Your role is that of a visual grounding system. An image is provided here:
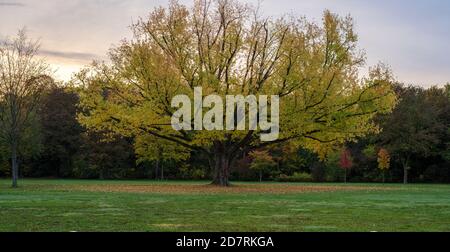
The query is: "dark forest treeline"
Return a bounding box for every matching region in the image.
[0,83,448,183]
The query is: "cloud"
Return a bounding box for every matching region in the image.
[39,49,102,62]
[0,2,25,7]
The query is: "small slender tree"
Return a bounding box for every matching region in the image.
[0,29,51,187]
[377,148,390,183]
[249,150,276,182]
[339,148,353,183]
[134,134,189,180]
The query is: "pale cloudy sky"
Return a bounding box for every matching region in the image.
[1,0,449,87]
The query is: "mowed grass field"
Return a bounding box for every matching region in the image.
[0,179,449,232]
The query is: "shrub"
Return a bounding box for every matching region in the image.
[276,172,313,182]
[310,162,326,182]
[423,164,450,183]
[191,169,207,180]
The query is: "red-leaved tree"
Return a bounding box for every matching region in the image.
[339,149,353,183]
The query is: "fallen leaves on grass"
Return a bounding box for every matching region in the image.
[59,183,396,195]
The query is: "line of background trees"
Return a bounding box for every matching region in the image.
[1,0,449,185]
[0,81,448,183]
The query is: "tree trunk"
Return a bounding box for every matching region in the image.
[56,159,61,178]
[382,172,385,183]
[155,159,159,180]
[211,144,232,187]
[11,140,18,188]
[161,163,164,180]
[403,156,410,184]
[403,166,408,184]
[259,170,263,182]
[344,168,347,184]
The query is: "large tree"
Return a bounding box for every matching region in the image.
[36,85,83,177]
[377,85,447,184]
[0,30,51,187]
[76,0,396,186]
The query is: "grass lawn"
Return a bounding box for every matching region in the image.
[0,179,449,232]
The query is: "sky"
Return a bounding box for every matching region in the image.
[1,0,449,87]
